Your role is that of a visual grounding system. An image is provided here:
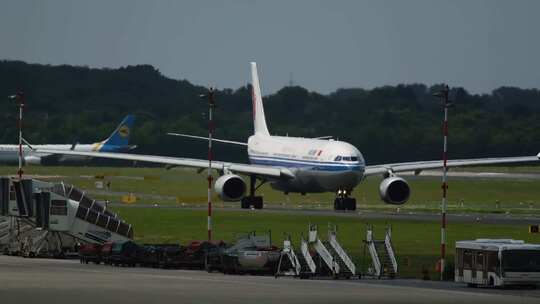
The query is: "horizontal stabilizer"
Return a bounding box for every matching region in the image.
[167,133,247,146]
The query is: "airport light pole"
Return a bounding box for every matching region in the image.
[9,92,25,180]
[433,85,452,280]
[202,87,216,241]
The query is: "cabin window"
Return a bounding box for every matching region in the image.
[351,157,358,161]
[334,156,342,161]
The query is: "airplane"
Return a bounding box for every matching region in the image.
[34,63,540,210]
[1,115,136,165]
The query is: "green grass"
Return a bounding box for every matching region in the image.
[113,207,539,279]
[2,164,540,278]
[3,165,540,214]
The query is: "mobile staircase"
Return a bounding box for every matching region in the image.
[275,234,302,277]
[323,224,358,279]
[0,177,133,257]
[364,225,398,279]
[297,234,317,278]
[0,216,13,252]
[308,224,341,277]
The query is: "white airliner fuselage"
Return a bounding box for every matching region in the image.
[247,134,365,193]
[0,115,135,165]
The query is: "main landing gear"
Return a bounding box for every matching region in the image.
[334,189,356,211]
[241,175,264,209]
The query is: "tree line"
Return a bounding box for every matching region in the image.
[0,60,539,165]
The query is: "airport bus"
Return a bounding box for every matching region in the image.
[455,239,540,287]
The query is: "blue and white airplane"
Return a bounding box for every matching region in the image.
[1,115,136,165]
[35,63,540,209]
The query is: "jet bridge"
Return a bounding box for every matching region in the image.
[0,177,133,257]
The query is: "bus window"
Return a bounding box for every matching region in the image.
[476,252,485,270]
[487,251,498,272]
[502,250,540,272]
[463,250,473,269]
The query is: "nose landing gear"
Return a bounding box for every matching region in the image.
[334,189,356,211]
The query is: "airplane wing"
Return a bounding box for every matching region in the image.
[33,149,295,179]
[364,153,540,176]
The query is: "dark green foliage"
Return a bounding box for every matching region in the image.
[0,60,539,164]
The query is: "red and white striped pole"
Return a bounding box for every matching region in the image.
[434,85,451,280]
[11,92,25,180]
[204,88,216,241]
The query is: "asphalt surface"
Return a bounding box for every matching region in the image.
[0,255,539,304]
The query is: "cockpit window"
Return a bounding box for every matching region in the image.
[335,156,359,162]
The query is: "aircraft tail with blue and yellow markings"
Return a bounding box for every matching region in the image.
[94,115,136,152]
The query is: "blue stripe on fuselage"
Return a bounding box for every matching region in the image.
[249,155,363,172]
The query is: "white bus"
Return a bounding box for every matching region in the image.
[455,239,540,287]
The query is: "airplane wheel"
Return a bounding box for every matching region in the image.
[334,198,344,211]
[241,197,250,209]
[345,198,357,211]
[241,196,263,209]
[253,196,263,209]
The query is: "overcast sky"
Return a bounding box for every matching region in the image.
[1,0,539,94]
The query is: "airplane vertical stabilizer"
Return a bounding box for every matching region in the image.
[251,62,270,136]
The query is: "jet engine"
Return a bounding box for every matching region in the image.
[24,156,42,165]
[379,176,410,205]
[214,174,246,202]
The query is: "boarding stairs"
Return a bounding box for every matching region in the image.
[275,235,302,277]
[297,235,317,277]
[323,224,357,278]
[308,225,340,277]
[365,225,398,279]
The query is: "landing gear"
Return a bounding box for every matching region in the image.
[241,196,263,209]
[334,189,356,211]
[241,175,264,209]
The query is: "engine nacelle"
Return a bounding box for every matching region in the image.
[214,174,246,202]
[379,176,410,205]
[24,156,42,165]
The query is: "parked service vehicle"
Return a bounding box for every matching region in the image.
[218,232,280,275]
[455,239,540,287]
[100,241,114,265]
[138,244,177,268]
[79,243,103,264]
[159,244,184,269]
[109,240,140,267]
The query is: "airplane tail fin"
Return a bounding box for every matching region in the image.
[101,115,135,147]
[251,62,270,136]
